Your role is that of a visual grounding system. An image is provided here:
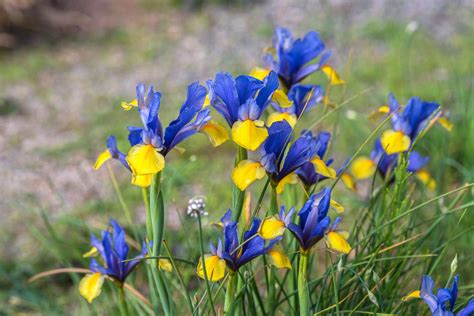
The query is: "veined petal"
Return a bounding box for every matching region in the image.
[321,65,345,85]
[267,112,298,128]
[231,160,266,191]
[79,273,105,304]
[268,244,292,269]
[158,259,173,272]
[200,120,229,147]
[381,130,411,154]
[249,67,271,81]
[326,231,351,254]
[83,247,98,258]
[272,89,293,108]
[196,255,226,282]
[416,169,436,191]
[121,99,138,111]
[341,173,356,191]
[94,150,112,170]
[402,290,421,301]
[231,120,269,151]
[258,216,286,240]
[311,157,337,179]
[276,172,299,194]
[437,117,453,131]
[126,144,165,175]
[350,157,376,180]
[330,199,345,213]
[131,174,153,188]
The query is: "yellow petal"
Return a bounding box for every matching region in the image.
[437,117,453,132]
[267,112,298,128]
[231,160,266,191]
[330,199,345,213]
[196,255,226,282]
[272,89,293,108]
[351,157,376,180]
[268,244,292,269]
[121,99,138,111]
[79,273,105,304]
[126,144,165,175]
[337,231,350,240]
[94,150,112,170]
[231,120,269,151]
[416,169,436,191]
[158,259,173,272]
[203,94,211,108]
[258,216,286,240]
[402,290,421,302]
[341,173,356,191]
[326,231,351,254]
[311,157,337,179]
[368,105,390,122]
[83,247,98,258]
[381,130,411,154]
[249,67,271,81]
[131,173,153,188]
[276,172,299,194]
[201,120,229,147]
[321,65,345,85]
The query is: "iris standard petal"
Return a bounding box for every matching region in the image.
[381,130,411,154]
[231,160,266,191]
[196,255,226,282]
[126,144,165,175]
[79,273,105,304]
[231,119,269,151]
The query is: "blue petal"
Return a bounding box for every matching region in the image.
[127,126,144,147]
[106,135,131,172]
[255,71,279,110]
[209,72,240,125]
[457,298,474,316]
[288,84,323,117]
[235,75,263,105]
[420,274,439,313]
[224,222,239,261]
[278,132,316,180]
[262,120,293,165]
[407,151,430,173]
[145,90,163,136]
[238,99,262,121]
[449,275,458,311]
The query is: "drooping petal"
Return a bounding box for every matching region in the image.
[231,120,268,151]
[196,255,226,282]
[126,144,165,175]
[351,157,377,180]
[276,172,299,194]
[200,120,229,147]
[437,117,453,131]
[268,244,292,269]
[249,67,271,81]
[311,157,337,179]
[79,273,105,304]
[231,160,266,191]
[272,89,293,108]
[83,247,99,258]
[341,173,356,191]
[131,173,153,188]
[381,130,411,154]
[326,231,351,254]
[94,150,112,170]
[330,199,345,213]
[402,290,421,301]
[267,112,298,128]
[258,216,286,240]
[158,259,173,272]
[321,65,345,85]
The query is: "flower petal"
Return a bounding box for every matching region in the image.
[272,89,293,108]
[326,231,351,254]
[196,255,226,282]
[350,157,376,180]
[381,130,411,154]
[330,199,344,213]
[321,65,345,85]
[126,144,165,175]
[267,112,297,128]
[249,67,271,81]
[402,290,421,301]
[341,173,356,191]
[200,120,229,147]
[158,259,173,272]
[94,150,112,170]
[276,172,299,194]
[437,117,453,131]
[231,160,266,191]
[416,169,436,191]
[268,244,292,269]
[258,216,286,240]
[79,273,105,304]
[231,120,269,151]
[311,157,337,179]
[83,247,99,258]
[131,174,153,188]
[121,99,138,111]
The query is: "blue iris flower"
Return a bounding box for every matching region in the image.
[88,220,147,283]
[458,298,474,316]
[264,27,331,89]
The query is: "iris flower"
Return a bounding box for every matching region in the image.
[347,138,436,190]
[267,84,324,128]
[231,120,317,194]
[403,274,473,315]
[196,210,290,282]
[258,188,351,254]
[262,27,344,90]
[379,93,441,154]
[79,220,147,303]
[95,82,228,187]
[207,71,279,150]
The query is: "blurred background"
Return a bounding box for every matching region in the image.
[0,0,472,314]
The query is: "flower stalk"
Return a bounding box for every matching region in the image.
[298,250,310,316]
[224,272,237,314]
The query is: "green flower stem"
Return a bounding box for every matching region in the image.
[232,146,248,222]
[197,213,217,316]
[268,186,278,315]
[224,272,237,315]
[298,250,310,316]
[118,284,130,316]
[141,188,152,242]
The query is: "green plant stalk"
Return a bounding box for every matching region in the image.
[268,186,278,315]
[224,272,237,314]
[298,250,310,316]
[233,146,248,222]
[118,284,130,316]
[197,213,217,316]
